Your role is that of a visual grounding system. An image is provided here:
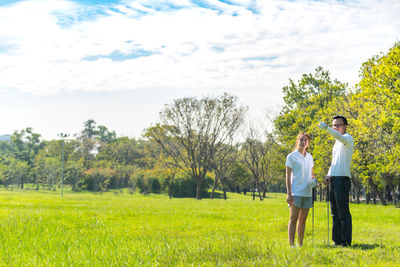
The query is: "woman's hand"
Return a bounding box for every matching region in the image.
[286,194,294,206]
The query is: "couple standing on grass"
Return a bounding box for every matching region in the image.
[285,115,354,248]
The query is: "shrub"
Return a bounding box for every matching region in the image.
[82,168,115,191]
[171,175,212,198]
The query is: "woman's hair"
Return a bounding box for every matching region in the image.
[293,132,310,152]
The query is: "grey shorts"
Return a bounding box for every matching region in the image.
[293,196,313,209]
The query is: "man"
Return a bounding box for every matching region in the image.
[319,115,354,247]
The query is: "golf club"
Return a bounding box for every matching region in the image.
[312,186,315,246]
[327,183,330,247]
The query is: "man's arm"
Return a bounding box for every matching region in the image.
[318,121,349,145]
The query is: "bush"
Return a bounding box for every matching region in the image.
[82,168,115,191]
[134,172,161,194]
[171,176,212,198]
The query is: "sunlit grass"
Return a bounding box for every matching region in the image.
[0,189,399,266]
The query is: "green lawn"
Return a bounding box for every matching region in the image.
[0,189,399,266]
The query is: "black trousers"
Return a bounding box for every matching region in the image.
[330,176,352,246]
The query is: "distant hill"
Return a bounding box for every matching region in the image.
[0,134,11,142]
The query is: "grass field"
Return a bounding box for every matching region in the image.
[0,189,399,266]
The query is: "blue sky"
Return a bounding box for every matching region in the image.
[0,0,400,140]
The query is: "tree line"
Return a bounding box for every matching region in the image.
[1,42,399,204]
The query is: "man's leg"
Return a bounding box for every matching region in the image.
[330,180,342,245]
[335,178,352,246]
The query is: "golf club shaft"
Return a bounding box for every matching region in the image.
[327,183,330,246]
[312,187,315,246]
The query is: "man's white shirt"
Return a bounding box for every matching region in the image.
[327,132,354,177]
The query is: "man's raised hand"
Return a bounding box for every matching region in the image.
[318,120,327,129]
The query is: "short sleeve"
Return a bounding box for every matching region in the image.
[285,154,293,168]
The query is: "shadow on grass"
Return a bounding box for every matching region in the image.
[350,243,381,250]
[206,191,227,199]
[316,243,381,250]
[241,193,273,200]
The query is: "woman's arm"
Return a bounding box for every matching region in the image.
[286,166,294,205]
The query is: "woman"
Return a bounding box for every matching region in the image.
[285,132,316,247]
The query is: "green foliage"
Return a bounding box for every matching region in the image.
[171,175,212,198]
[82,168,115,191]
[274,66,349,180]
[145,93,247,199]
[349,41,400,200]
[2,158,30,187]
[64,161,84,192]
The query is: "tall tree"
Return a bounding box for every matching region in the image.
[350,42,400,204]
[145,93,247,199]
[242,125,275,201]
[81,119,96,139]
[10,128,43,188]
[274,67,349,184]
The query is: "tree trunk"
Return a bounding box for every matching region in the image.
[396,184,400,206]
[256,180,262,200]
[168,183,172,199]
[356,185,360,204]
[251,181,255,200]
[196,177,203,200]
[369,178,386,205]
[262,181,267,199]
[210,177,218,199]
[223,186,227,200]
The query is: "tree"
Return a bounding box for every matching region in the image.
[152,154,182,199]
[9,128,43,188]
[275,66,348,146]
[274,67,349,194]
[81,119,96,139]
[349,42,400,204]
[242,125,276,201]
[145,93,247,199]
[4,158,30,188]
[83,168,114,191]
[211,144,238,200]
[95,125,117,143]
[64,161,84,191]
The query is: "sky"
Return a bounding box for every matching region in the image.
[0,0,399,140]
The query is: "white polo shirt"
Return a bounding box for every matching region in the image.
[285,150,314,197]
[327,132,354,177]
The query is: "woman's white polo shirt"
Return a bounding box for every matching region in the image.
[285,150,314,197]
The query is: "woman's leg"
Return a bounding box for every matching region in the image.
[289,206,300,246]
[297,208,310,246]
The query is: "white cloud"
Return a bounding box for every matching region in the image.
[0,0,400,138]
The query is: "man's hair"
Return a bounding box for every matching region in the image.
[333,115,348,125]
